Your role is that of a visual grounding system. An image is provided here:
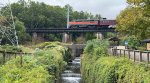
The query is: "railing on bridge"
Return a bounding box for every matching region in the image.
[109,48,150,64]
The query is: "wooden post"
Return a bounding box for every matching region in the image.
[113,49,115,56]
[111,49,112,55]
[115,49,117,56]
[15,54,17,58]
[128,50,130,59]
[124,50,125,57]
[134,51,136,62]
[3,51,6,64]
[112,49,114,56]
[139,51,142,62]
[120,49,121,57]
[113,49,116,56]
[147,52,150,64]
[8,54,11,60]
[20,54,23,67]
[116,49,118,56]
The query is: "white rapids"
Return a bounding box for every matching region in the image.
[61,57,81,83]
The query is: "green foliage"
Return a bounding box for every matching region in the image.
[0,45,22,52]
[84,32,96,41]
[0,45,34,65]
[0,45,34,53]
[84,39,109,57]
[82,39,150,83]
[116,0,150,40]
[35,42,71,63]
[81,56,150,83]
[75,36,86,44]
[35,42,61,49]
[34,48,67,79]
[0,1,102,43]
[0,12,30,44]
[106,32,117,38]
[121,35,140,49]
[0,42,71,83]
[15,20,31,44]
[0,56,51,83]
[1,1,102,42]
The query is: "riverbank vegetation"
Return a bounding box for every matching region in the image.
[0,42,71,83]
[81,39,150,83]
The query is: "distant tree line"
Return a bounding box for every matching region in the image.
[0,0,101,44]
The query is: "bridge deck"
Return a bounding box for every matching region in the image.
[26,28,115,33]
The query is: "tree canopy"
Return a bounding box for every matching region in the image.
[116,0,150,39]
[2,1,101,29]
[0,1,101,44]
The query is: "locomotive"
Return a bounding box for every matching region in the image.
[69,19,116,28]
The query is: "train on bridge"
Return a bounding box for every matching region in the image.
[69,19,116,28]
[26,19,116,33]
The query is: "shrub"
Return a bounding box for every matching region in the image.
[0,56,51,83]
[0,42,71,83]
[84,39,109,57]
[0,45,22,52]
[81,39,150,83]
[81,56,149,83]
[0,45,34,53]
[120,36,140,49]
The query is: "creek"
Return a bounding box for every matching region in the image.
[60,57,81,83]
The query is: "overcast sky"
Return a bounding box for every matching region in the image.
[0,0,128,19]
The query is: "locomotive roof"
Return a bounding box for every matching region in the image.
[72,19,115,22]
[74,19,98,21]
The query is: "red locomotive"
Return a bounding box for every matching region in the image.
[69,19,116,28]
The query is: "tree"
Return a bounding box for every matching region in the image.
[116,0,150,40]
[1,1,101,42]
[0,5,30,44]
[15,20,31,44]
[94,14,101,20]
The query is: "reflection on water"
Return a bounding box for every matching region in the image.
[60,57,81,83]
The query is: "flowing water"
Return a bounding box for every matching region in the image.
[60,57,81,83]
